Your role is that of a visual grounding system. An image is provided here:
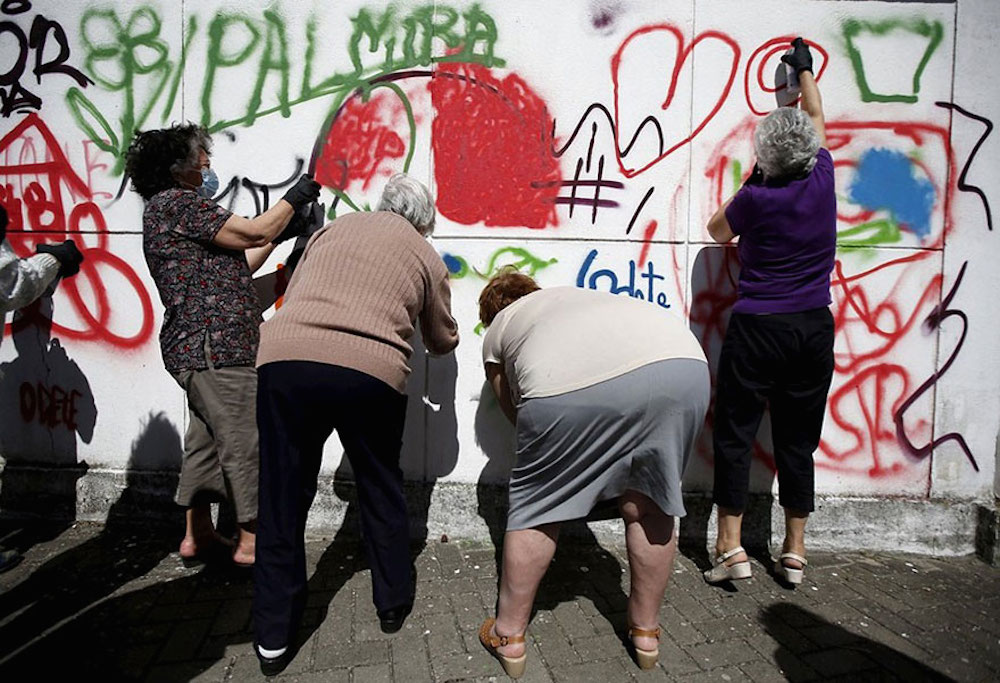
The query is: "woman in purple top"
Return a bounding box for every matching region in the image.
[703,38,834,587]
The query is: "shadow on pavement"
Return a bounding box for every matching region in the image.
[760,602,955,682]
[0,411,186,678]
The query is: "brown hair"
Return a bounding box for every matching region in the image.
[478,268,541,326]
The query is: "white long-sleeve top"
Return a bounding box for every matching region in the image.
[0,240,60,314]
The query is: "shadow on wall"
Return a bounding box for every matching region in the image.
[402,332,459,545]
[0,299,95,519]
[105,410,184,523]
[332,332,460,549]
[0,411,184,670]
[474,380,516,567]
[760,603,953,681]
[684,245,777,556]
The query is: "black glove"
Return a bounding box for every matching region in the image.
[780,37,813,75]
[36,239,84,278]
[273,201,325,245]
[281,174,321,211]
[0,203,7,243]
[743,163,765,187]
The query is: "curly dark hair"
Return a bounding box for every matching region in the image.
[478,268,542,327]
[124,123,212,200]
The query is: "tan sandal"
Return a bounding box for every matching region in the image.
[627,624,660,670]
[479,617,527,678]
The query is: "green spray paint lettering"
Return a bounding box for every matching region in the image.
[70,3,507,167]
[246,10,291,125]
[403,6,462,65]
[201,13,261,127]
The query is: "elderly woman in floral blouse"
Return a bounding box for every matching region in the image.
[125,123,319,567]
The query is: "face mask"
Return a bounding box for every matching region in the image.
[198,168,220,199]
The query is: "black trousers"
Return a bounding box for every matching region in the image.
[253,361,410,650]
[712,308,834,513]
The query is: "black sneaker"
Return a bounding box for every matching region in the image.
[378,603,412,634]
[254,642,291,676]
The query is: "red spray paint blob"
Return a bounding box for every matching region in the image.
[314,91,407,191]
[429,61,561,229]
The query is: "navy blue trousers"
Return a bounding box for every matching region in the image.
[253,361,410,650]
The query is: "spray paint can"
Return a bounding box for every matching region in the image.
[782,47,800,100]
[774,47,800,107]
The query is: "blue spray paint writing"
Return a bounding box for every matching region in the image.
[576,249,671,309]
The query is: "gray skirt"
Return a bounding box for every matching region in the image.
[507,358,710,530]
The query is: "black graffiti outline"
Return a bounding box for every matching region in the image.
[626,186,654,235]
[1,1,31,16]
[935,101,993,232]
[550,102,664,161]
[893,260,978,472]
[215,157,305,215]
[0,14,92,117]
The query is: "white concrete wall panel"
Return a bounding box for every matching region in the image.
[0,1,997,518]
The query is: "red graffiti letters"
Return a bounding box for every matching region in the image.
[19,380,81,430]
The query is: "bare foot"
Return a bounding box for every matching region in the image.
[233,529,255,566]
[233,545,255,566]
[179,532,233,560]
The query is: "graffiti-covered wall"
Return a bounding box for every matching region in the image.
[1,0,998,548]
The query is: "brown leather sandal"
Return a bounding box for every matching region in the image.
[627,624,660,670]
[479,617,527,678]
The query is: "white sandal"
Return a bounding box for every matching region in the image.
[703,546,752,583]
[774,552,807,585]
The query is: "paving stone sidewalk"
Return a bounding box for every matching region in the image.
[0,521,998,682]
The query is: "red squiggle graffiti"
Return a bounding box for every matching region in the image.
[697,114,958,480]
[314,91,407,192]
[743,37,829,116]
[430,61,562,229]
[612,24,740,177]
[1,114,154,349]
[637,220,657,267]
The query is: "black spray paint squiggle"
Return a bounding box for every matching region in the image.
[893,261,978,472]
[935,101,993,231]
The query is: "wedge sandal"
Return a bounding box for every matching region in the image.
[479,617,527,678]
[627,624,660,670]
[703,546,752,583]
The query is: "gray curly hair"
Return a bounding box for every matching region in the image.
[377,173,436,236]
[753,108,820,180]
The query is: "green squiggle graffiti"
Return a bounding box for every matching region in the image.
[843,17,943,104]
[837,218,902,248]
[67,5,177,173]
[443,247,558,281]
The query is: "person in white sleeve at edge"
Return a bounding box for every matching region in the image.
[0,203,85,573]
[475,270,709,677]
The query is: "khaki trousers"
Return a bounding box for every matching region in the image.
[171,340,259,522]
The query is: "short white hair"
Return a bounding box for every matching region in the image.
[753,108,820,180]
[377,173,436,236]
